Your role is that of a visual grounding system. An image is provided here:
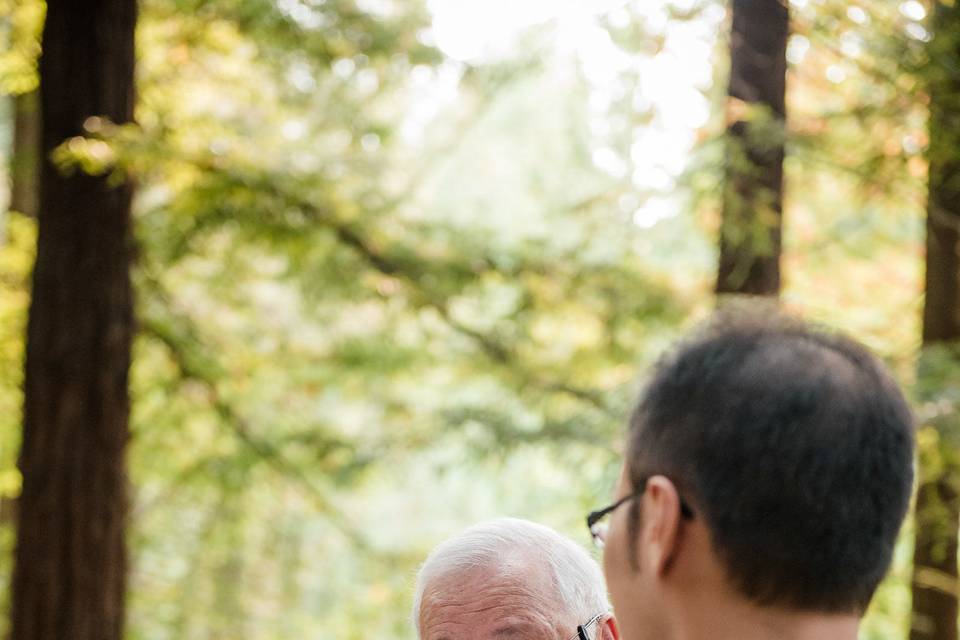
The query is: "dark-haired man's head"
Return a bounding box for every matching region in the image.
[599,312,915,640]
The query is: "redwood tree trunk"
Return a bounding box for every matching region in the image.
[911,3,960,639]
[716,0,789,297]
[10,1,137,639]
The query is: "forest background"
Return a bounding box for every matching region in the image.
[0,0,957,638]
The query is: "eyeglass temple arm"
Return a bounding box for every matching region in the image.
[577,614,605,640]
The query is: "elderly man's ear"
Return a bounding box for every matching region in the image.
[600,615,620,640]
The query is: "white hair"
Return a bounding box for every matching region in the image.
[412,517,610,635]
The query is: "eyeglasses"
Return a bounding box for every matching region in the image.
[568,613,604,640]
[586,477,694,548]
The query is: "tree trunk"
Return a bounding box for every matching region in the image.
[913,458,960,640]
[10,0,137,639]
[10,90,41,219]
[911,3,960,640]
[716,0,789,297]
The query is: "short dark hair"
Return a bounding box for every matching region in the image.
[626,310,915,613]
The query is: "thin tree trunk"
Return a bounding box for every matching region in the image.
[10,0,137,638]
[716,0,789,297]
[913,460,960,640]
[10,90,41,219]
[911,3,960,639]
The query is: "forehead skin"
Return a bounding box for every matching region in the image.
[419,558,571,640]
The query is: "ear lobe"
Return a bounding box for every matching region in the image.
[643,475,683,577]
[601,614,620,640]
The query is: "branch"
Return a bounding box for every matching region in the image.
[203,167,615,415]
[137,282,373,551]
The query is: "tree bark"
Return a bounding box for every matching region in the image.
[10,90,41,219]
[911,4,960,640]
[716,0,789,297]
[10,1,137,639]
[913,461,960,640]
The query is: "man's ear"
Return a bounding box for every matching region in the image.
[600,614,620,640]
[641,475,683,576]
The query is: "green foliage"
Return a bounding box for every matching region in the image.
[98,0,689,635]
[0,212,34,639]
[0,0,43,95]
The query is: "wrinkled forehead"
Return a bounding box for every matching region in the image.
[423,557,559,609]
[419,559,568,640]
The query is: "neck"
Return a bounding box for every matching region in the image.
[662,523,860,640]
[669,593,859,640]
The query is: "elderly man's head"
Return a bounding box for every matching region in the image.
[414,518,617,640]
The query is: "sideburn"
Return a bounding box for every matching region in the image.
[627,497,643,572]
